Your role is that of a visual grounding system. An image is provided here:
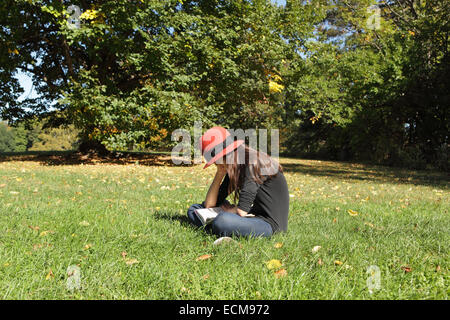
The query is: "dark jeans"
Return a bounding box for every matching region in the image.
[187,203,273,238]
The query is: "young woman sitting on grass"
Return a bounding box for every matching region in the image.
[187,126,290,238]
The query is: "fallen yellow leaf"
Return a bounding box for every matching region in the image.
[274,268,287,278]
[196,254,212,261]
[334,260,344,266]
[401,266,412,272]
[265,259,282,270]
[45,269,54,280]
[364,222,375,228]
[202,274,210,280]
[125,258,139,265]
[274,242,283,249]
[348,209,359,216]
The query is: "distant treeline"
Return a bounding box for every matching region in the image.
[0,120,79,152]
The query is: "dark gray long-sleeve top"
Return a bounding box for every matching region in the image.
[215,168,290,233]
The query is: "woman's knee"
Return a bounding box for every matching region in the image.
[211,212,236,235]
[212,213,273,238]
[186,203,206,227]
[187,203,203,215]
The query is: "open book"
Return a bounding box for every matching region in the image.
[194,207,256,226]
[194,207,222,225]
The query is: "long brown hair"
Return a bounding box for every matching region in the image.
[223,144,282,204]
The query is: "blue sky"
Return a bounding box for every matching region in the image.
[16,73,37,101]
[15,0,287,102]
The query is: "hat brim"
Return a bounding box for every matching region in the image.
[203,140,245,169]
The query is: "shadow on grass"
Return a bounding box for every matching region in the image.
[0,150,193,167]
[153,211,214,236]
[153,212,276,242]
[153,211,194,228]
[281,160,449,188]
[1,151,447,189]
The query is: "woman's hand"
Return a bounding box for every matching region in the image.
[215,163,227,175]
[220,203,253,217]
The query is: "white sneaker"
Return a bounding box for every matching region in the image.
[213,236,234,246]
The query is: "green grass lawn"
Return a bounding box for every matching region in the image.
[0,155,448,299]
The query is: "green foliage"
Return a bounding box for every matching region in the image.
[0,0,448,169]
[0,121,16,152]
[0,0,324,151]
[0,120,79,152]
[29,125,79,151]
[13,124,29,152]
[285,0,449,169]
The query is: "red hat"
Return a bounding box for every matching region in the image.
[199,126,244,169]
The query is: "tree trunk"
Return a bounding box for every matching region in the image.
[78,139,110,156]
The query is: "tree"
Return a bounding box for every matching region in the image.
[285,0,449,168]
[13,123,29,151]
[1,0,325,151]
[0,122,16,152]
[2,0,447,169]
